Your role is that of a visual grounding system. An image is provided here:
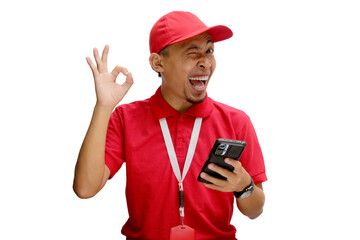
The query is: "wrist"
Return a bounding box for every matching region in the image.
[94,103,115,114]
[235,172,252,192]
[234,177,254,199]
[92,104,114,122]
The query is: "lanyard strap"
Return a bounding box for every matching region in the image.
[159,117,202,224]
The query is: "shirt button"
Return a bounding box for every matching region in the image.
[178,138,184,143]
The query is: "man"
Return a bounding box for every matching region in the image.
[73,11,267,239]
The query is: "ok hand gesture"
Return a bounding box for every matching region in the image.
[86,45,134,109]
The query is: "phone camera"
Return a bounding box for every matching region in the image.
[215,143,229,156]
[218,144,227,150]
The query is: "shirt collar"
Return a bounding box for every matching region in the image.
[150,87,214,120]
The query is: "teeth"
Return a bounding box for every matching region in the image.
[189,76,209,81]
[193,84,205,89]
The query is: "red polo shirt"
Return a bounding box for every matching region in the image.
[105,87,267,240]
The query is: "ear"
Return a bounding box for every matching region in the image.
[149,53,164,74]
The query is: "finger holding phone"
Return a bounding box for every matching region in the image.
[200,158,252,193]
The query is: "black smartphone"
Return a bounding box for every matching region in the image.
[198,138,246,183]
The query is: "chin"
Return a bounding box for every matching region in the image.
[186,94,206,104]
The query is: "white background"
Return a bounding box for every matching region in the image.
[1,0,359,239]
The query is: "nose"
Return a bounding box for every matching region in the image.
[198,56,211,69]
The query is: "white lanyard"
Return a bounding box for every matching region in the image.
[159,117,202,225]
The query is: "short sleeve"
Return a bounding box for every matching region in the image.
[105,107,125,179]
[238,118,267,184]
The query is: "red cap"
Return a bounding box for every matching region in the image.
[149,11,233,53]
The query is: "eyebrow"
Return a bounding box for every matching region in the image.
[184,39,214,52]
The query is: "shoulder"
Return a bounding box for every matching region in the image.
[109,98,153,125]
[114,98,151,115]
[206,98,252,134]
[211,98,250,122]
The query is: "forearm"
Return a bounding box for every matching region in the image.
[236,183,265,219]
[73,104,113,198]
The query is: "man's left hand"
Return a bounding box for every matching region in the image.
[200,158,252,193]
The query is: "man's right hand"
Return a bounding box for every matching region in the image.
[86,45,134,109]
[73,45,133,199]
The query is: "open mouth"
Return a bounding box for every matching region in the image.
[189,75,209,90]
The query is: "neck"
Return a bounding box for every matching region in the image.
[160,87,193,114]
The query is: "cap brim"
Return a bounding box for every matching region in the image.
[168,25,233,46]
